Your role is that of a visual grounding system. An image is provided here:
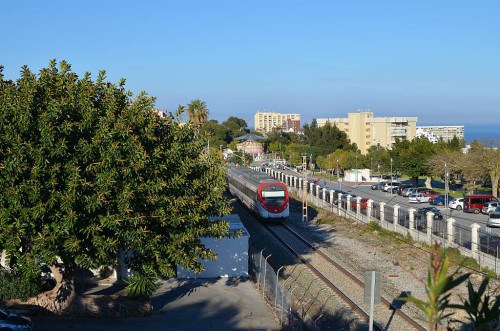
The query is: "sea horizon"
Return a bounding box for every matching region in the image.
[464,123,500,144]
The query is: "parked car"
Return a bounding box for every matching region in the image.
[429,194,452,206]
[397,184,413,196]
[463,195,498,214]
[403,187,425,197]
[0,309,33,331]
[481,201,500,215]
[371,181,387,190]
[449,197,464,210]
[403,207,443,229]
[415,207,443,220]
[409,193,430,204]
[421,189,440,198]
[382,182,400,192]
[487,207,500,228]
[351,197,369,210]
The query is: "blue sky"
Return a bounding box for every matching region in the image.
[1,1,499,129]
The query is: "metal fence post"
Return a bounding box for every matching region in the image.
[281,277,292,325]
[257,249,264,290]
[262,254,272,297]
[275,266,284,311]
[289,286,297,316]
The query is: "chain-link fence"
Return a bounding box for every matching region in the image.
[249,244,301,329]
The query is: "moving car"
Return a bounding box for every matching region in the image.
[449,197,464,210]
[409,193,430,204]
[0,309,33,330]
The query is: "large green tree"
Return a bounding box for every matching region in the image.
[0,61,232,310]
[302,120,357,154]
[392,137,437,187]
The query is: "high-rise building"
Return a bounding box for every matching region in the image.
[316,111,417,154]
[416,126,464,142]
[254,112,301,134]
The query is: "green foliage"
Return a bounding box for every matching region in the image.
[399,243,471,331]
[0,268,40,302]
[449,277,500,331]
[124,272,159,300]
[392,137,437,182]
[0,61,232,301]
[302,120,357,154]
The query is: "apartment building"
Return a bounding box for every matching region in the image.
[254,112,301,134]
[416,126,464,142]
[316,111,417,154]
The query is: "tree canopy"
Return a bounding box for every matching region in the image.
[0,61,232,308]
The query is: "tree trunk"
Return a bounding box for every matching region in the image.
[26,271,76,314]
[425,176,432,189]
[25,261,78,314]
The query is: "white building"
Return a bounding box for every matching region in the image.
[416,126,464,142]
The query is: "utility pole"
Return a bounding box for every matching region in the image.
[445,163,449,210]
[302,154,308,223]
[355,153,358,187]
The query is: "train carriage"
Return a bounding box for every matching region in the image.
[227,166,289,220]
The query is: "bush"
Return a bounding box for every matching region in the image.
[0,268,40,301]
[124,273,158,300]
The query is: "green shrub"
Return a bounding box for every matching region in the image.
[0,268,39,301]
[124,273,158,300]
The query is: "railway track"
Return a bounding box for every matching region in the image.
[265,222,427,331]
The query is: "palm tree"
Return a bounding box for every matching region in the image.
[187,99,208,128]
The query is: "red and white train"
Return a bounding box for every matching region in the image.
[227,166,289,220]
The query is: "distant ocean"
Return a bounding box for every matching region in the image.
[464,123,500,144]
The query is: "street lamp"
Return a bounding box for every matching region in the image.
[337,159,341,190]
[390,158,393,194]
[328,154,332,181]
[445,163,449,210]
[355,154,358,187]
[377,163,381,188]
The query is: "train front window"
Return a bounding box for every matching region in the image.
[261,189,286,208]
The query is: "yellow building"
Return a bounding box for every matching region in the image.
[317,111,417,154]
